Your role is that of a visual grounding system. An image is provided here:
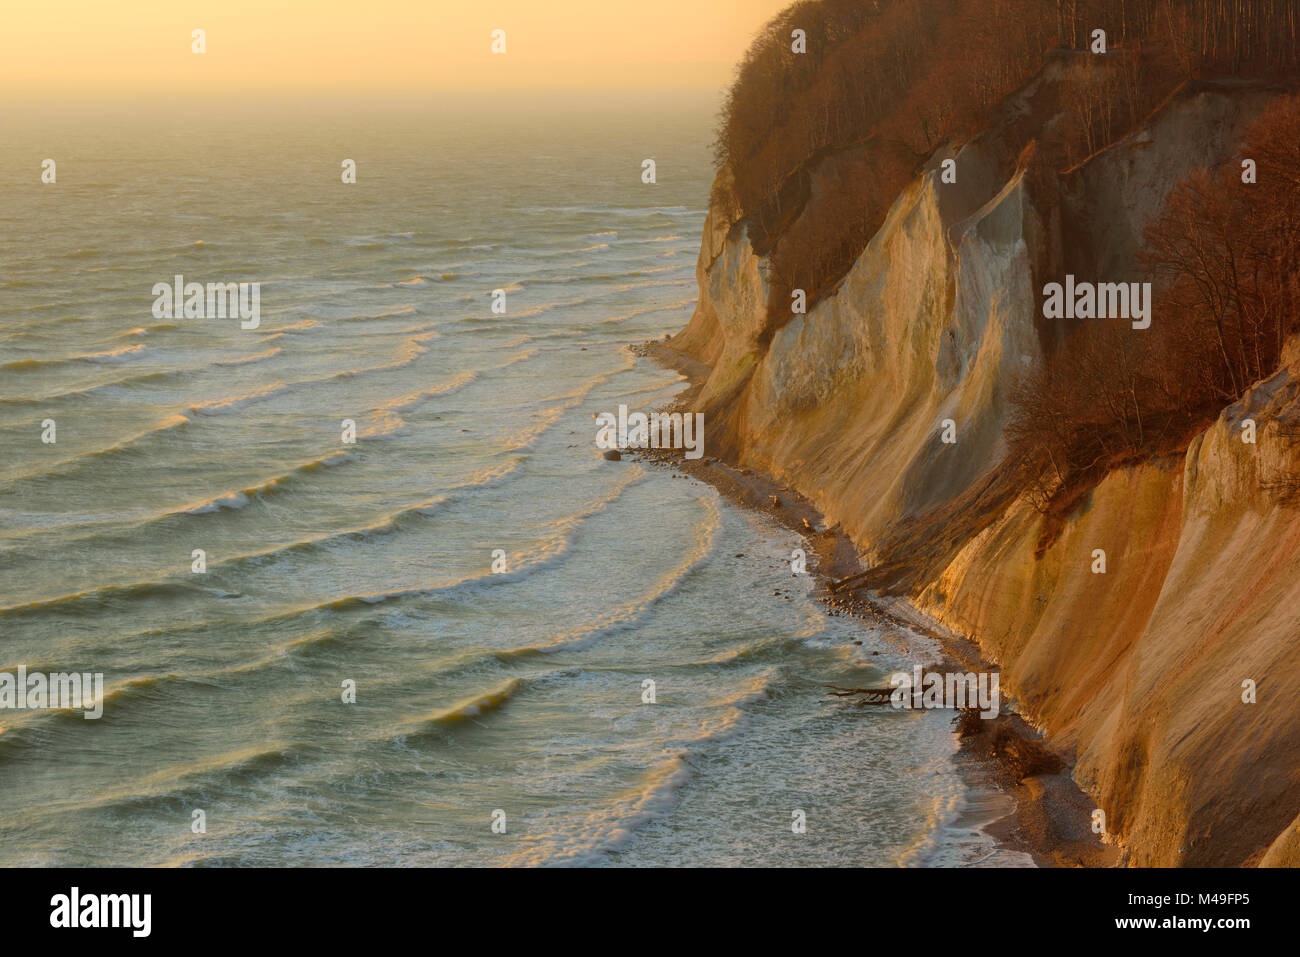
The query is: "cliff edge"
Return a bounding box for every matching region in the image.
[668,60,1300,866]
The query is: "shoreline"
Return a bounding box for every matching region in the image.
[632,338,1118,868]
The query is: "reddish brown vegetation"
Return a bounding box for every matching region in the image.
[1007,94,1300,516]
[716,0,1300,324]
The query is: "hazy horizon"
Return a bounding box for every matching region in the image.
[2,0,791,99]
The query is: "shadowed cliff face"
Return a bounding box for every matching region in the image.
[672,66,1300,865]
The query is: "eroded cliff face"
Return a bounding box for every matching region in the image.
[672,71,1300,865]
[918,371,1300,866]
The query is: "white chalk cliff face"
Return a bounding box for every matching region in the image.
[673,63,1300,866]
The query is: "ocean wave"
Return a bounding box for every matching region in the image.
[500,348,539,368]
[357,411,405,441]
[56,455,528,610]
[0,578,209,620]
[263,319,321,334]
[184,490,253,514]
[1,343,145,371]
[326,329,438,380]
[2,445,504,565]
[438,455,528,499]
[489,353,634,450]
[168,239,214,258]
[510,263,692,287]
[0,667,150,729]
[3,331,524,490]
[462,283,691,323]
[213,346,283,367]
[514,204,691,217]
[0,369,173,407]
[31,329,445,445]
[401,678,523,735]
[187,381,288,415]
[19,741,317,818]
[217,501,423,567]
[288,466,646,616]
[0,413,192,491]
[599,297,697,324]
[499,493,722,658]
[343,305,418,321]
[126,322,180,336]
[539,354,637,406]
[178,451,351,515]
[116,455,527,589]
[371,370,477,415]
[500,671,773,865]
[617,376,689,401]
[497,403,570,451]
[393,666,592,744]
[93,413,192,454]
[613,278,695,294]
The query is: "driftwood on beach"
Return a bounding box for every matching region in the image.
[828,564,908,594]
[827,570,874,594]
[827,684,895,703]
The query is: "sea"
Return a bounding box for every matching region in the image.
[0,94,1030,867]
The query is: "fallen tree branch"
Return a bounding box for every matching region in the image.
[827,684,895,701]
[828,569,875,593]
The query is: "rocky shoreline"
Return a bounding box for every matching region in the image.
[628,339,1115,867]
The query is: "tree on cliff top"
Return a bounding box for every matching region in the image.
[1007,93,1300,525]
[715,0,1300,326]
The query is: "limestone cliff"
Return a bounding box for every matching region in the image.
[671,61,1300,866]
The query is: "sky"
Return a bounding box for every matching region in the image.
[2,0,793,100]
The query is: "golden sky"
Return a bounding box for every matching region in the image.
[3,0,792,98]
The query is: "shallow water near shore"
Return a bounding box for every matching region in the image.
[0,100,1026,867]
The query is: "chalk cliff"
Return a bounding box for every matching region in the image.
[671,59,1300,866]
